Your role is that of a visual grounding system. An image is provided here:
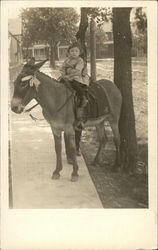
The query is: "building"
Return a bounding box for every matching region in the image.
[22,41,70,61]
[22,43,50,61]
[96,21,114,59]
[8,18,23,83]
[8,18,23,65]
[57,41,70,60]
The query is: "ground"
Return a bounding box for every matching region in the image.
[9,58,148,208]
[80,58,148,208]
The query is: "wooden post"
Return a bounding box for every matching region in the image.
[90,18,96,82]
[32,47,34,57]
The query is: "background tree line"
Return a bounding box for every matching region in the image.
[21,7,147,66]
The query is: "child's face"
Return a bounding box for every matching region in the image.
[69,47,80,58]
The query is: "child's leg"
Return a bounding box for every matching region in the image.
[70,80,85,97]
[70,80,88,129]
[70,80,88,107]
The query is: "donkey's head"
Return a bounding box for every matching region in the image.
[11,59,47,113]
[11,72,37,113]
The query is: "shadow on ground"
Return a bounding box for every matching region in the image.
[81,128,148,208]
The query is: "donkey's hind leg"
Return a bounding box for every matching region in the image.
[66,134,79,182]
[109,120,121,170]
[93,122,108,166]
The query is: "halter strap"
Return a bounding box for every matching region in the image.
[24,103,39,113]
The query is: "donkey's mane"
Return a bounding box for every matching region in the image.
[37,71,63,88]
[38,70,57,81]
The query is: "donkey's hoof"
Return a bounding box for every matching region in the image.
[52,173,60,180]
[71,175,79,182]
[67,158,73,165]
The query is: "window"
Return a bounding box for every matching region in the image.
[40,49,44,55]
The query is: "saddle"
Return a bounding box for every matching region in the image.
[83,82,110,121]
[60,78,110,121]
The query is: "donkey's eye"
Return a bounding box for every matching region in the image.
[21,81,28,88]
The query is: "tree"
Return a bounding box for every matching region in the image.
[131,8,147,55]
[89,18,96,82]
[76,8,111,60]
[21,8,79,67]
[134,7,147,33]
[113,8,137,172]
[76,8,89,62]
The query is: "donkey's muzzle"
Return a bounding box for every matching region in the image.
[11,97,24,114]
[11,105,22,114]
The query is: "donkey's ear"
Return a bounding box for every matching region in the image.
[34,59,49,70]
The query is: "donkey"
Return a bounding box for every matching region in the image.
[11,61,122,182]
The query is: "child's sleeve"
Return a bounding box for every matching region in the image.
[67,58,84,77]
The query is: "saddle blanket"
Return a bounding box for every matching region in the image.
[62,79,110,120]
[84,82,109,120]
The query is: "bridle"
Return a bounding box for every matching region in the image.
[19,74,40,114]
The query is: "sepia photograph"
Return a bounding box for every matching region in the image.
[1,0,157,249]
[8,5,148,209]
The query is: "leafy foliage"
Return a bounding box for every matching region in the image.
[131,8,147,54]
[86,7,112,26]
[20,8,79,47]
[85,25,107,48]
[134,8,147,33]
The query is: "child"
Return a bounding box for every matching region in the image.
[60,42,89,109]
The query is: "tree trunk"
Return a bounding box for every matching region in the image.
[90,18,96,82]
[54,42,59,61]
[113,8,137,172]
[76,7,88,61]
[49,40,56,68]
[74,8,89,152]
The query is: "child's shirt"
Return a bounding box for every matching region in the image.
[60,56,89,85]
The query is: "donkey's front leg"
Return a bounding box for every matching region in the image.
[67,134,79,182]
[52,132,63,180]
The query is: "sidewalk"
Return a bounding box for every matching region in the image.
[10,107,103,208]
